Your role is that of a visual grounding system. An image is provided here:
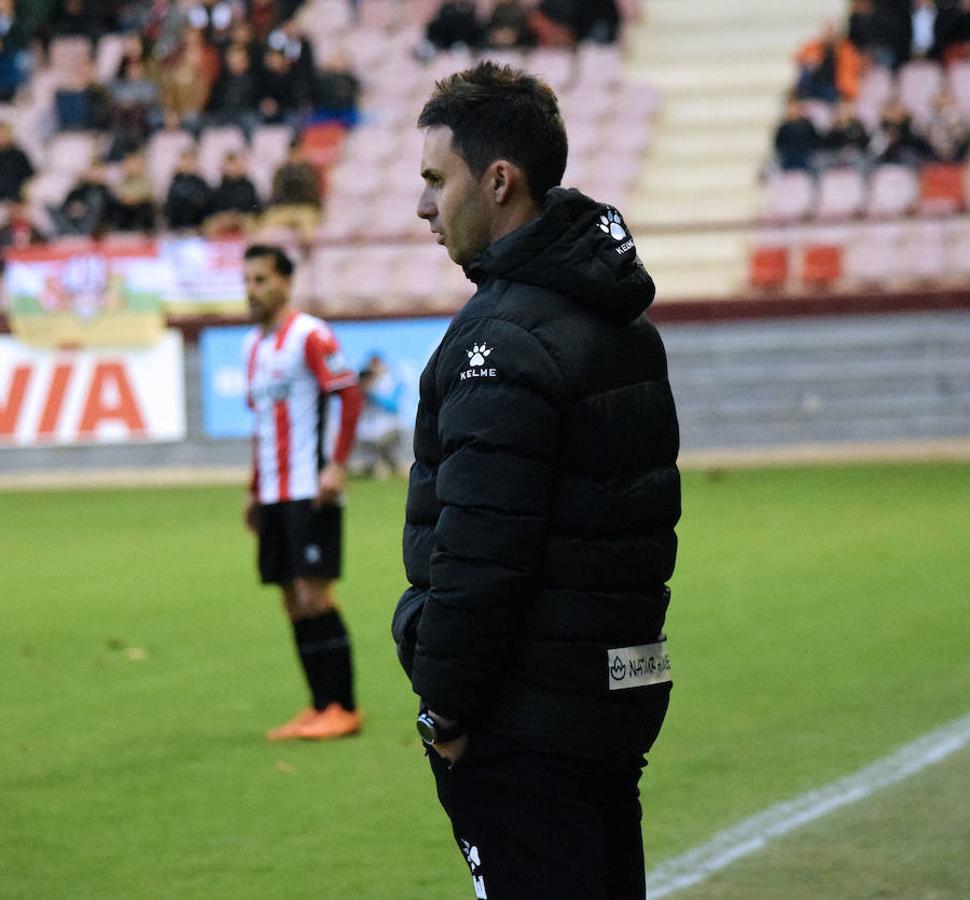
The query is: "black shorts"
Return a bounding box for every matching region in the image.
[257,499,343,585]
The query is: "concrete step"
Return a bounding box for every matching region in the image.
[631,192,763,226]
[638,161,757,195]
[631,27,820,64]
[629,60,792,97]
[647,265,745,299]
[647,129,770,164]
[659,94,781,128]
[643,0,844,29]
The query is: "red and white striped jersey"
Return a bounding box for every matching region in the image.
[244,310,358,504]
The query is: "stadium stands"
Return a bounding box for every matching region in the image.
[0,0,662,316]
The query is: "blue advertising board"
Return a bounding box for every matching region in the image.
[199,317,452,440]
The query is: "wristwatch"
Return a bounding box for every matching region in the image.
[416,710,465,745]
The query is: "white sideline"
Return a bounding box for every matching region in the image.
[646,710,970,898]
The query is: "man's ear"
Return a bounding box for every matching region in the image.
[488,160,520,205]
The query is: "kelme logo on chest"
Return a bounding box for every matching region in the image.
[460,342,497,381]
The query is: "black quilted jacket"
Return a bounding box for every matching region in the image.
[393,188,680,760]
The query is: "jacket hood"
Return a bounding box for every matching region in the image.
[465,187,655,324]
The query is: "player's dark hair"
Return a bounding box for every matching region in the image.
[418,61,568,206]
[244,244,294,277]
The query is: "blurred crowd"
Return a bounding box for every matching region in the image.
[0,0,638,260]
[418,0,630,57]
[772,0,970,174]
[0,0,363,253]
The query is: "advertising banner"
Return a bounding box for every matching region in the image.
[199,317,451,440]
[4,240,166,348]
[157,238,247,315]
[0,331,186,447]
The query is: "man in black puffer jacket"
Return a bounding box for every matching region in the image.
[393,61,680,900]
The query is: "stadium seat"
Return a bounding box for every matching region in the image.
[48,36,93,74]
[95,34,127,85]
[146,129,195,198]
[198,126,247,183]
[855,65,894,132]
[940,218,970,276]
[865,164,919,218]
[801,100,834,133]
[46,132,100,177]
[918,163,966,214]
[762,171,815,223]
[898,60,944,126]
[801,243,843,287]
[815,167,866,220]
[947,61,970,118]
[748,245,790,289]
[251,125,293,168]
[899,221,946,282]
[843,224,904,286]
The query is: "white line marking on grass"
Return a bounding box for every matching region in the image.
[647,711,970,898]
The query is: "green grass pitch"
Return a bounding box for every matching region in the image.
[1,462,968,898]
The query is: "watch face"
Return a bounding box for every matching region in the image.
[416,713,436,744]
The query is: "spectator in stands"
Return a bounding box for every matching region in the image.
[0,122,34,203]
[55,59,111,132]
[47,0,116,43]
[773,96,822,171]
[255,47,306,126]
[51,160,116,237]
[0,0,30,102]
[818,101,873,169]
[204,151,261,235]
[871,97,935,164]
[313,50,361,121]
[0,199,45,263]
[159,30,218,132]
[267,18,316,92]
[246,0,281,42]
[262,141,321,237]
[107,52,162,158]
[485,0,536,48]
[186,0,242,49]
[207,41,260,134]
[936,0,970,65]
[112,149,156,232]
[425,0,484,51]
[920,85,970,162]
[529,0,578,47]
[795,21,865,103]
[909,0,949,60]
[574,0,623,44]
[164,148,212,229]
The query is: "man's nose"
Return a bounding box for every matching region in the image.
[417,190,435,221]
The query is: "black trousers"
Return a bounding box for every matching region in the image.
[428,737,646,899]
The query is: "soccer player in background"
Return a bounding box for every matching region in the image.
[392,63,680,898]
[242,244,364,740]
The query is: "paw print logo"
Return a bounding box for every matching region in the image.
[467,343,492,367]
[597,208,627,241]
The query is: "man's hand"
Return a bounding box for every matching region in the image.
[432,732,469,766]
[316,462,345,507]
[243,497,260,533]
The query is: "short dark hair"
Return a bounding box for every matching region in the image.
[243,244,294,277]
[418,61,568,206]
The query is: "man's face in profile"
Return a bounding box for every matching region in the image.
[417,125,493,268]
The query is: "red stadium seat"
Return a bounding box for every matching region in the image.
[749,246,789,289]
[801,244,843,286]
[918,163,966,214]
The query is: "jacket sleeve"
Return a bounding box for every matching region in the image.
[409,316,566,721]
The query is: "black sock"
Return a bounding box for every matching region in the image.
[292,609,356,712]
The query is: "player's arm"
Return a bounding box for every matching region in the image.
[305,328,363,505]
[411,318,566,730]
